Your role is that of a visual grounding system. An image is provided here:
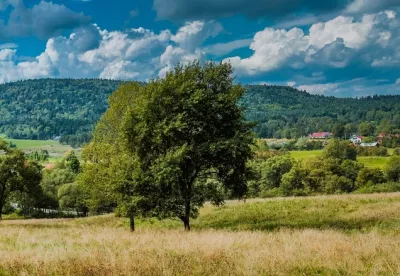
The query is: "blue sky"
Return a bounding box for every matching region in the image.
[0,0,400,97]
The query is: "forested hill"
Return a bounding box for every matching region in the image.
[0,79,399,144]
[0,79,123,144]
[242,85,400,138]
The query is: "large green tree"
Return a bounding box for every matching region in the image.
[121,62,254,230]
[0,139,42,220]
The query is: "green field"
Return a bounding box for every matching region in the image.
[4,138,81,162]
[1,193,400,275]
[290,150,391,168]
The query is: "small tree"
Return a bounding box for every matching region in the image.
[123,62,254,230]
[356,167,386,188]
[324,139,357,162]
[0,139,42,220]
[332,123,345,138]
[385,155,400,182]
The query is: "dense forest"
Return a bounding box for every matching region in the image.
[0,79,123,145]
[242,85,400,138]
[1,80,400,146]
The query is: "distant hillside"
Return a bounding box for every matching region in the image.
[0,79,123,145]
[0,79,399,145]
[242,85,400,138]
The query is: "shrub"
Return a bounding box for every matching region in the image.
[393,148,400,156]
[354,182,400,194]
[324,139,357,161]
[281,164,310,196]
[385,155,400,182]
[356,147,388,157]
[324,175,354,194]
[355,167,386,188]
[260,154,295,189]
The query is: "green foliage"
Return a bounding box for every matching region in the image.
[2,79,400,145]
[243,85,400,139]
[260,154,295,189]
[58,182,88,215]
[356,147,388,157]
[385,155,400,182]
[122,61,254,230]
[81,62,254,230]
[39,151,81,210]
[331,123,345,138]
[281,164,309,196]
[0,138,42,219]
[324,175,354,194]
[358,122,376,136]
[393,148,400,156]
[323,139,357,161]
[26,149,50,161]
[0,79,123,144]
[355,167,386,188]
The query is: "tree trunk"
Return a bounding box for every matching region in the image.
[180,216,191,231]
[129,213,135,232]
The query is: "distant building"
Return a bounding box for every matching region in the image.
[350,135,364,144]
[360,142,379,147]
[309,132,331,139]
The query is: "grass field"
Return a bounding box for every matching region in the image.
[290,150,391,168]
[1,193,400,275]
[5,138,81,161]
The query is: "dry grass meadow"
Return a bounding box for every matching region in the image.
[1,193,400,275]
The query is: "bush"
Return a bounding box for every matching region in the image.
[356,147,388,157]
[355,167,386,188]
[385,155,400,182]
[281,164,309,196]
[260,154,295,189]
[324,139,357,161]
[324,175,354,194]
[354,182,400,194]
[393,148,400,156]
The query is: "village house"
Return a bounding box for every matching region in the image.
[350,135,364,144]
[309,132,332,139]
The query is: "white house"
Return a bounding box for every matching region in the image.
[350,135,362,144]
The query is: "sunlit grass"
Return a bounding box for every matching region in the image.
[1,193,400,275]
[290,149,391,168]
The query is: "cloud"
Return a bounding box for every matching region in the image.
[396,78,400,85]
[0,0,91,39]
[224,11,399,75]
[0,43,18,49]
[298,83,339,94]
[203,39,252,56]
[296,78,400,97]
[346,0,400,14]
[0,20,222,82]
[153,0,349,21]
[171,21,223,51]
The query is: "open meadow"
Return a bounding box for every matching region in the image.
[4,138,81,163]
[290,150,393,168]
[1,193,400,275]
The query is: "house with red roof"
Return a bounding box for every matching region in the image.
[309,132,332,139]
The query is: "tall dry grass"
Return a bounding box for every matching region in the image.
[1,193,400,275]
[0,225,399,275]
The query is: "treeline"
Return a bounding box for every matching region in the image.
[1,79,400,147]
[242,85,400,138]
[248,140,400,198]
[2,148,85,219]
